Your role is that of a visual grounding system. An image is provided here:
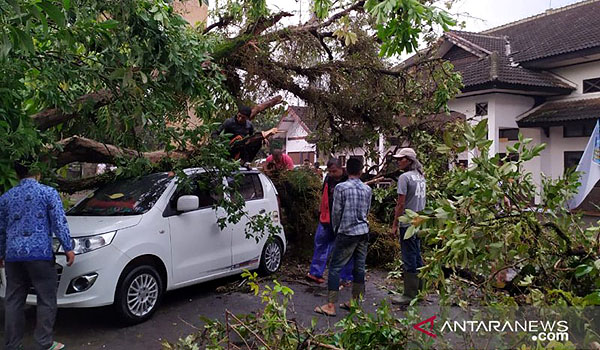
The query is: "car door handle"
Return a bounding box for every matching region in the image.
[259,209,266,214]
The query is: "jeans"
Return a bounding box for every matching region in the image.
[309,223,354,281]
[399,226,423,274]
[328,233,368,292]
[4,260,58,350]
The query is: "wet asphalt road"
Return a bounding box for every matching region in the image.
[0,268,396,350]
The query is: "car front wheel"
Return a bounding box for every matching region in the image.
[114,265,163,325]
[259,238,283,274]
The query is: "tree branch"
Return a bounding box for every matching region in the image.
[250,95,283,119]
[32,90,114,131]
[55,136,187,168]
[262,1,365,41]
[203,15,234,34]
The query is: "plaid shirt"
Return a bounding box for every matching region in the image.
[331,178,372,236]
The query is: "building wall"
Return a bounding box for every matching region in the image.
[546,126,588,178]
[551,61,600,98]
[173,0,208,27]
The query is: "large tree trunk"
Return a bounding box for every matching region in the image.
[55,136,188,168]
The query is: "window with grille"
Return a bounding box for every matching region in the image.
[475,102,488,116]
[564,151,584,172]
[499,128,519,141]
[583,78,600,93]
[563,120,595,138]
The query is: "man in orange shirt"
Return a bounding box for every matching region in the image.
[306,158,353,285]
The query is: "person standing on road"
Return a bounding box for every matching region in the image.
[0,161,75,350]
[314,158,372,317]
[389,148,427,305]
[306,158,354,286]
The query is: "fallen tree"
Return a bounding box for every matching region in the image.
[0,0,460,193]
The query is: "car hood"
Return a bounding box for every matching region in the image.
[66,215,143,237]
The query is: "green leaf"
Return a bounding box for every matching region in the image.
[14,28,34,53]
[99,19,119,29]
[584,291,600,305]
[575,264,593,278]
[39,0,65,27]
[403,225,416,240]
[63,0,70,11]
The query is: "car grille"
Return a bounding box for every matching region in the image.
[27,263,63,296]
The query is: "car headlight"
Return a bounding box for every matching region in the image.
[54,231,117,255]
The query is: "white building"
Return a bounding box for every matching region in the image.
[275,106,389,169]
[277,0,600,209]
[433,0,600,209]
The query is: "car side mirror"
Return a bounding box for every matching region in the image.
[177,195,199,212]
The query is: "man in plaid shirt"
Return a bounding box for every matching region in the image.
[314,157,372,317]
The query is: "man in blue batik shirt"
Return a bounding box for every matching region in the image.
[0,161,75,350]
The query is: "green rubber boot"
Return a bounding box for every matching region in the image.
[391,272,419,305]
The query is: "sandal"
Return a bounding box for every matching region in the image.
[48,342,65,350]
[314,305,336,317]
[339,302,352,311]
[306,273,325,284]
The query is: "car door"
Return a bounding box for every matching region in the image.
[230,172,269,269]
[166,174,232,285]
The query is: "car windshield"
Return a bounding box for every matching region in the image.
[68,173,173,216]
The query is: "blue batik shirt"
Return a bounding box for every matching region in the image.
[0,178,73,262]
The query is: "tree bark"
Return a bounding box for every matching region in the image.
[32,90,114,131]
[56,136,188,168]
[250,95,283,119]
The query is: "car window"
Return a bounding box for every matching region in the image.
[235,173,264,201]
[68,173,172,216]
[170,174,222,210]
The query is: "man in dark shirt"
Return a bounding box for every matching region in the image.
[306,158,354,285]
[213,105,254,139]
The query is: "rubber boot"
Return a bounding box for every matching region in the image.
[391,272,419,305]
[351,282,365,301]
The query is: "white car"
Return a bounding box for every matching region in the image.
[0,168,286,324]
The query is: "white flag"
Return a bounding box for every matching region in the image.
[567,119,600,209]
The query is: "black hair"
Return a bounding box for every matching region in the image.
[304,159,310,162]
[238,105,252,117]
[346,158,362,176]
[326,158,342,168]
[14,160,32,179]
[314,161,321,168]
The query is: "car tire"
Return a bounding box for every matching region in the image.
[114,265,163,325]
[259,238,283,275]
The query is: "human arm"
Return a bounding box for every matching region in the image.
[212,118,231,138]
[391,175,408,236]
[331,186,344,234]
[284,154,294,170]
[390,194,406,237]
[0,199,6,267]
[48,189,75,266]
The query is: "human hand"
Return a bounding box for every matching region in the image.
[66,251,75,267]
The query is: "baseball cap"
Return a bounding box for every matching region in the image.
[392,148,417,159]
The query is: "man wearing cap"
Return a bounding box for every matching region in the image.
[390,148,427,305]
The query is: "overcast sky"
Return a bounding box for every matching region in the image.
[263,0,587,31]
[452,0,586,32]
